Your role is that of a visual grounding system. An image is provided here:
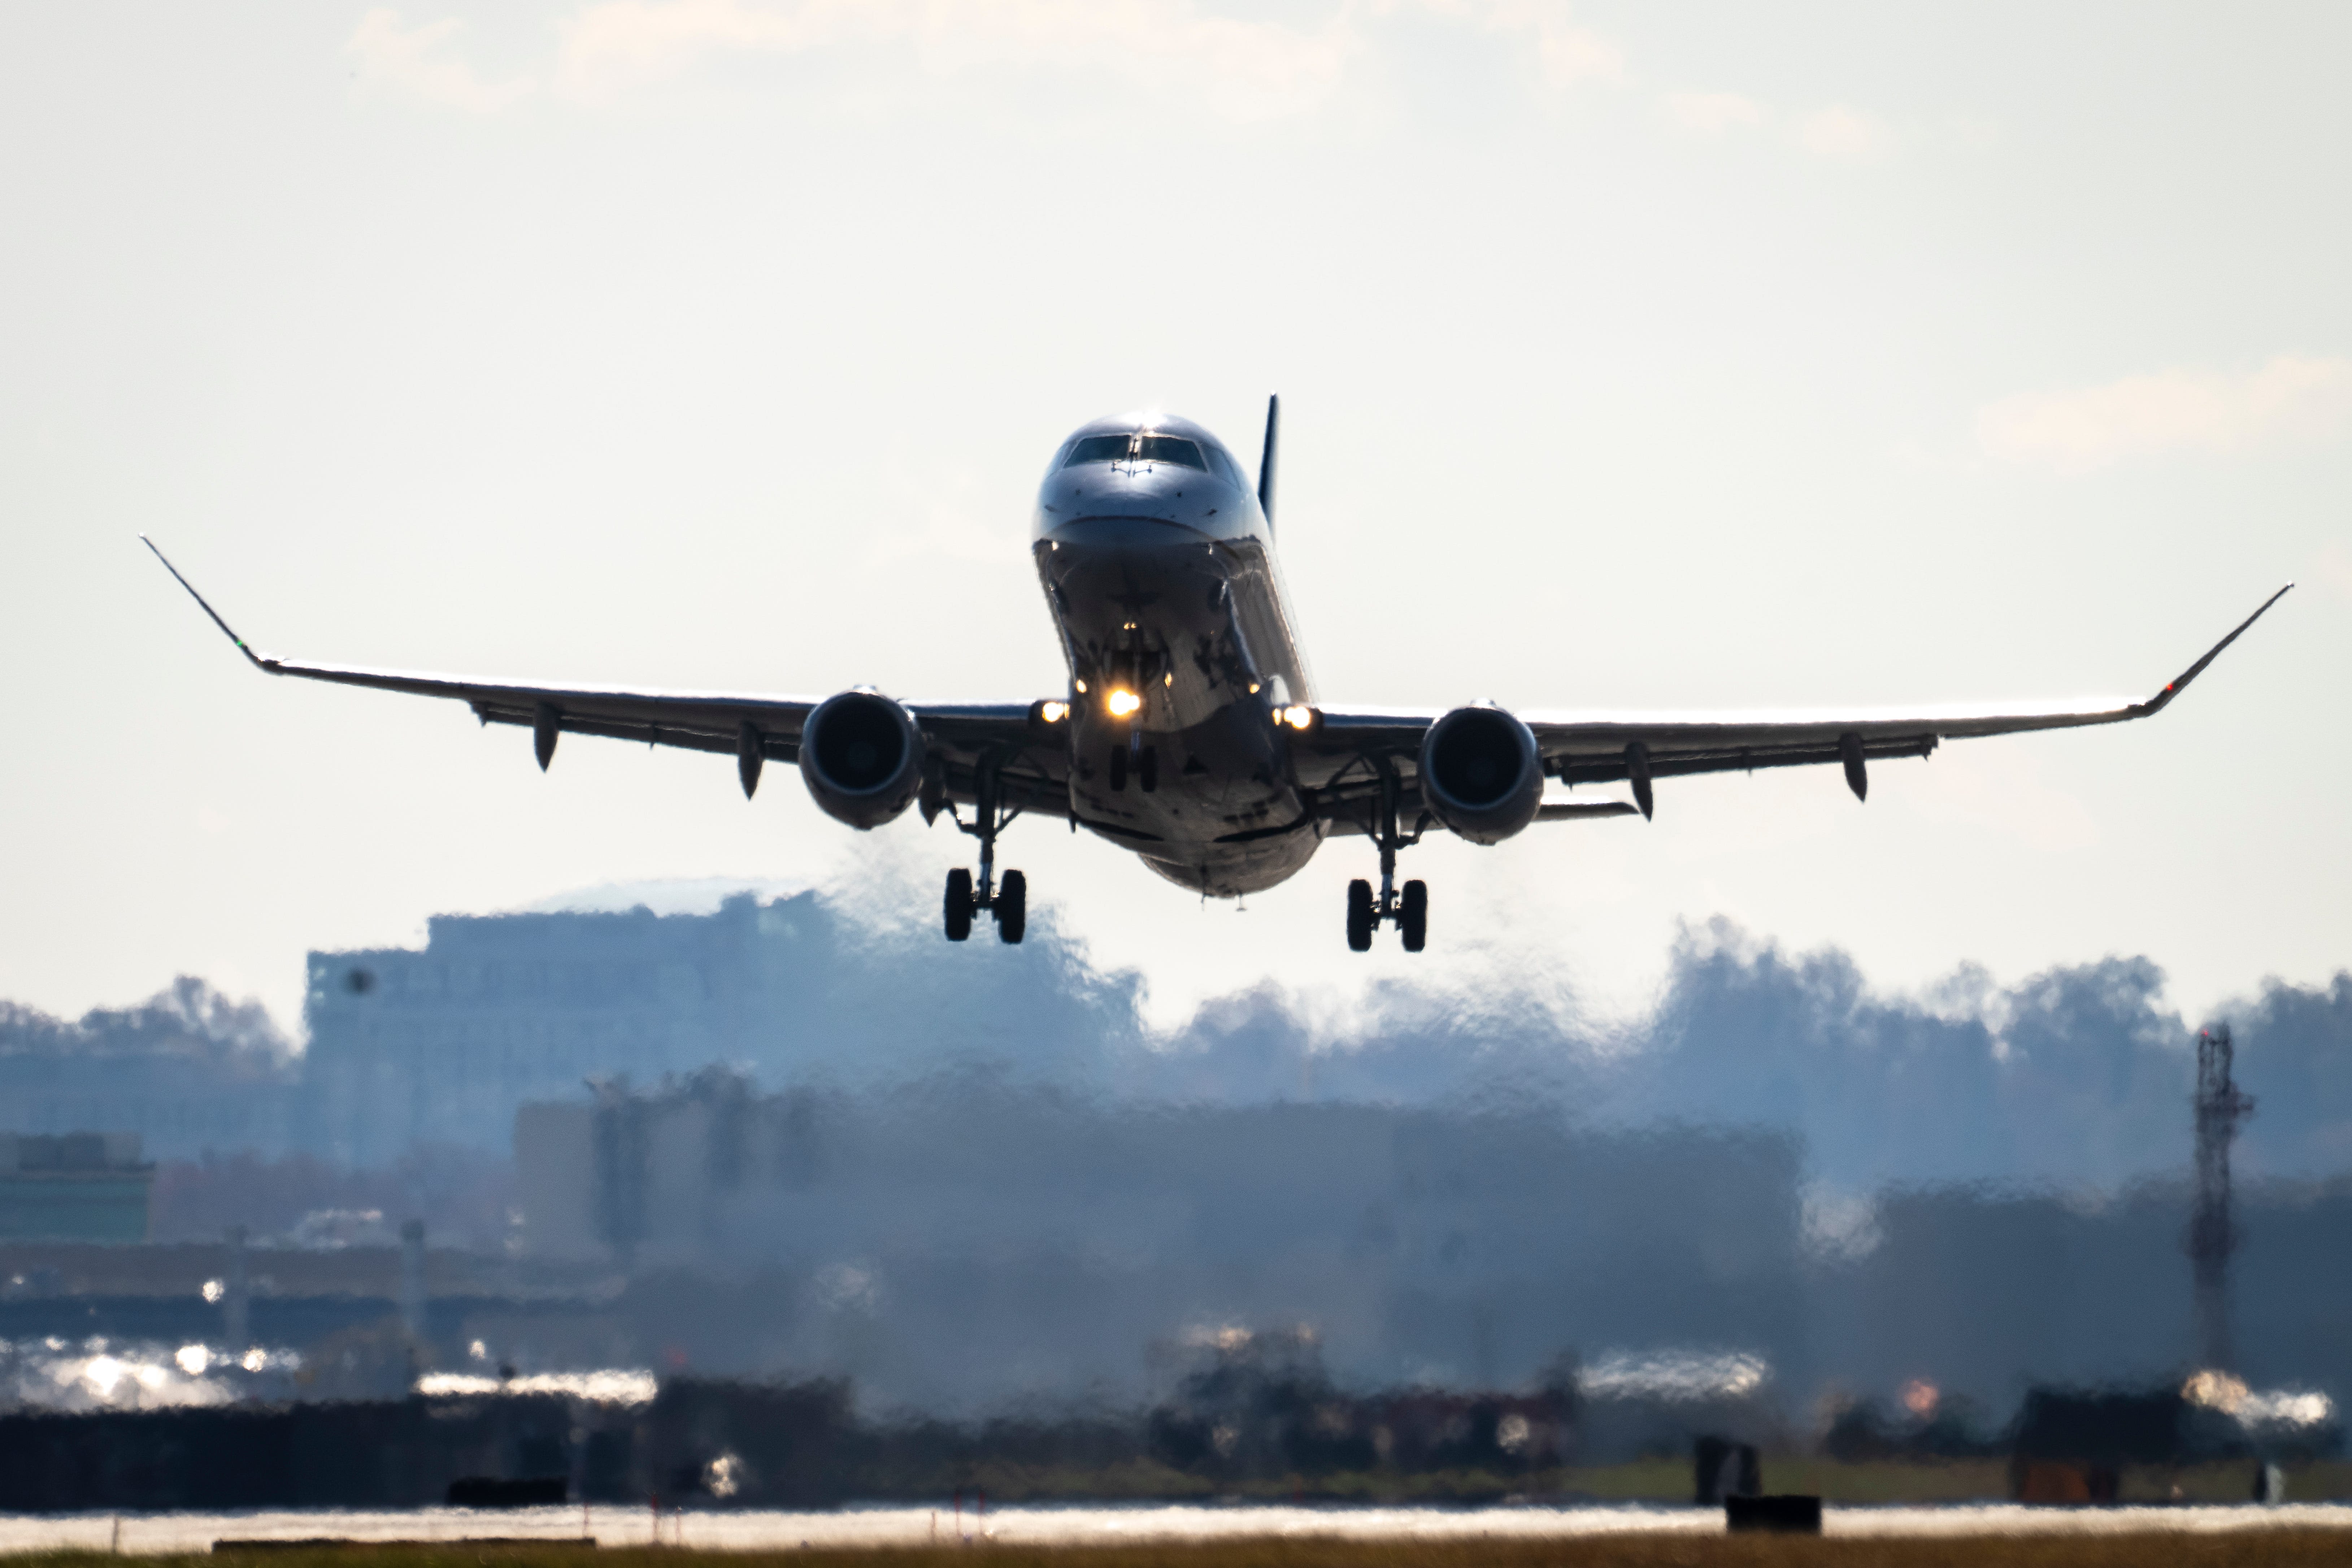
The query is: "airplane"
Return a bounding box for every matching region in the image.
[145,397,2291,952]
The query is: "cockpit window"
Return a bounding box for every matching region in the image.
[1133,434,1206,470]
[1062,433,1209,472]
[1064,435,1134,466]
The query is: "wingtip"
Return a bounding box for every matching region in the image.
[142,537,268,667]
[2142,581,2294,713]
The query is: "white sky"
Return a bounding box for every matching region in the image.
[1,0,2346,1037]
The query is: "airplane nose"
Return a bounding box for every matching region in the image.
[1043,513,1213,552]
[1041,517,1222,624]
[1037,451,1244,540]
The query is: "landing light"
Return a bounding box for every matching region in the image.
[1280,705,1315,731]
[1107,689,1142,718]
[1039,701,1070,724]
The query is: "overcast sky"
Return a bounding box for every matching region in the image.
[1,1,2344,1035]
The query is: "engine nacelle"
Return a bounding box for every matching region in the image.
[1418,704,1543,845]
[800,690,926,830]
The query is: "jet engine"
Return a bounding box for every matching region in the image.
[1418,704,1543,844]
[800,690,926,830]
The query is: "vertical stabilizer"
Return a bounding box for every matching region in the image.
[1257,393,1280,533]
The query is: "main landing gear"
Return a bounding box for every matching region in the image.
[1345,758,1428,953]
[1347,877,1427,952]
[942,754,1027,944]
[945,865,1024,944]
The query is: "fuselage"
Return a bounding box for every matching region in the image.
[1032,412,1320,897]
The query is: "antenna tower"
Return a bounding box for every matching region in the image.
[2188,1024,2254,1371]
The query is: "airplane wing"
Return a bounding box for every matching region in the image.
[142,539,1064,812]
[1302,584,2291,827]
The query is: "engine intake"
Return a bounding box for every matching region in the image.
[800,690,926,830]
[1419,704,1542,845]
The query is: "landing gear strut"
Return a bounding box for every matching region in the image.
[1108,733,1157,792]
[943,752,1027,944]
[1345,757,1428,952]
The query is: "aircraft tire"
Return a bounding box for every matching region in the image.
[1139,746,1158,793]
[1345,879,1374,952]
[997,869,1027,945]
[1109,748,1128,791]
[1400,880,1428,952]
[944,868,974,942]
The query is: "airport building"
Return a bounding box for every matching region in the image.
[3,894,2348,1441]
[299,888,1135,1167]
[0,1002,297,1163]
[510,1069,1812,1408]
[301,899,788,1166]
[0,1133,154,1242]
[0,900,818,1168]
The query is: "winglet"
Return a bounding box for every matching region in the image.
[140,537,273,671]
[2138,582,2292,716]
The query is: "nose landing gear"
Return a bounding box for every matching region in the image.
[1107,735,1157,792]
[1345,757,1430,952]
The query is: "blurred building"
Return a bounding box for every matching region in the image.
[303,900,782,1165]
[1808,1177,2352,1415]
[0,1133,154,1242]
[0,1060,294,1164]
[514,1067,763,1264]
[298,889,1137,1168]
[0,984,297,1161]
[512,1070,1810,1410]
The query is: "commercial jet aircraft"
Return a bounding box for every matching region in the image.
[147,398,2290,951]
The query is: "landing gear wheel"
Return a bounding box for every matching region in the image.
[1108,748,1129,791]
[996,870,1027,944]
[944,868,974,942]
[1400,880,1427,952]
[1345,879,1374,952]
[1138,747,1159,793]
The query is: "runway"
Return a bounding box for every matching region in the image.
[3,1500,2350,1552]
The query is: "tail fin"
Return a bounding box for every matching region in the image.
[1256,393,1279,534]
